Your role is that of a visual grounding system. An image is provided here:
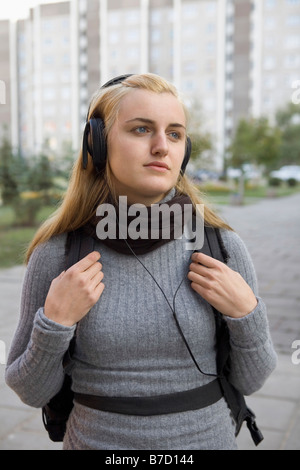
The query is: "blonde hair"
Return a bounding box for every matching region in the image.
[26,73,231,263]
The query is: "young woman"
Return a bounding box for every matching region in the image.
[6,73,277,450]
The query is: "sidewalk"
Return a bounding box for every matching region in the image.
[0,193,299,450]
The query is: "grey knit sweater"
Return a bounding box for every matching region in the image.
[5,215,277,450]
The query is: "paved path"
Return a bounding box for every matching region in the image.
[0,193,299,450]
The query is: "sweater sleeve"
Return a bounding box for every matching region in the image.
[219,229,277,395]
[5,235,76,408]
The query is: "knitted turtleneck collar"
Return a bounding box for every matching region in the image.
[83,189,195,255]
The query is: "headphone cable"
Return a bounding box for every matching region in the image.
[118,230,219,379]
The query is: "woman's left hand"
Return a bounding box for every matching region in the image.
[188,252,258,318]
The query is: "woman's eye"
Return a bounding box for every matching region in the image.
[135,127,148,134]
[169,131,180,140]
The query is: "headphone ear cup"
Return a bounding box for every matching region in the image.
[181,136,191,175]
[82,118,107,173]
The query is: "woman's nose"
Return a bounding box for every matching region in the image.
[151,132,168,157]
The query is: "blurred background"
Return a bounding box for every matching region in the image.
[0,0,299,451]
[0,0,300,267]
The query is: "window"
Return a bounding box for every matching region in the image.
[109,31,120,44]
[43,88,55,101]
[61,18,69,29]
[41,20,54,31]
[183,5,197,19]
[150,10,161,25]
[62,35,70,46]
[264,37,276,48]
[285,36,300,48]
[285,74,299,87]
[109,12,120,26]
[206,23,215,34]
[43,104,56,117]
[264,17,276,29]
[182,80,196,92]
[264,76,277,89]
[264,55,276,70]
[125,10,139,24]
[151,47,160,61]
[204,98,216,111]
[44,55,54,65]
[286,15,300,25]
[43,71,55,83]
[43,37,53,47]
[61,87,71,100]
[183,44,196,57]
[284,54,300,68]
[126,47,139,61]
[62,53,70,66]
[63,121,71,133]
[126,29,139,43]
[265,0,276,8]
[206,41,215,54]
[206,2,217,16]
[206,78,215,91]
[183,61,196,74]
[61,70,71,83]
[151,29,161,43]
[44,122,57,133]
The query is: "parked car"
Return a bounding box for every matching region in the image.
[187,168,220,182]
[270,165,300,182]
[226,164,262,180]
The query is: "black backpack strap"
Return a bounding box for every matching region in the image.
[65,228,96,269]
[63,228,96,367]
[200,226,264,446]
[42,228,96,442]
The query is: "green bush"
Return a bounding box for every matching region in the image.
[287,178,298,187]
[269,177,282,187]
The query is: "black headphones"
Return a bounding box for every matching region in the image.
[82,74,191,175]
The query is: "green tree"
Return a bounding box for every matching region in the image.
[229,117,281,171]
[0,134,19,205]
[187,99,215,168]
[276,102,300,166]
[0,133,57,226]
[189,132,213,164]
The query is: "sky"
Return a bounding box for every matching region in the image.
[0,0,64,21]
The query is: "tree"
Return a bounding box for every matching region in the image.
[276,102,300,166]
[0,132,56,226]
[228,117,281,172]
[187,99,215,168]
[0,134,19,205]
[189,131,214,166]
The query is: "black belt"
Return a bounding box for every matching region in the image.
[74,379,223,416]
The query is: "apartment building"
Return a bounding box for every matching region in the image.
[0,20,12,144]
[251,0,300,123]
[3,0,300,168]
[62,0,230,168]
[13,2,75,156]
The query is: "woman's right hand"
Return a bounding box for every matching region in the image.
[44,251,105,327]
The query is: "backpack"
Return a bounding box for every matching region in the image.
[42,226,263,446]
[42,228,95,442]
[202,227,263,446]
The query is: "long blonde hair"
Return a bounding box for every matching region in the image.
[26,73,231,263]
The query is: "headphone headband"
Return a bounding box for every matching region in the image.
[100,74,133,90]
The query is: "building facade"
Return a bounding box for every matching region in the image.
[2,0,300,169]
[0,20,12,144]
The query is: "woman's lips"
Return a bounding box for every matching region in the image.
[144,161,170,172]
